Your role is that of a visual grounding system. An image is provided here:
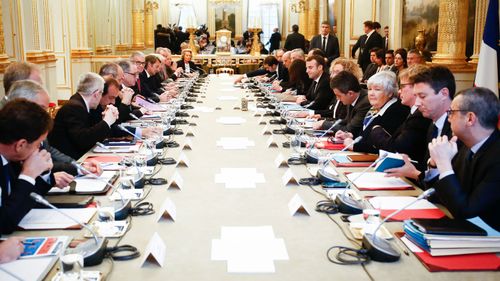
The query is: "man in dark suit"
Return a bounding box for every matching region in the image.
[0,100,54,234]
[297,55,333,111]
[361,48,385,83]
[351,21,384,71]
[314,71,371,137]
[284,25,305,51]
[139,54,164,102]
[385,66,457,187]
[309,21,340,65]
[267,28,281,54]
[49,72,119,160]
[370,66,432,169]
[429,87,500,231]
[8,80,102,183]
[234,56,288,83]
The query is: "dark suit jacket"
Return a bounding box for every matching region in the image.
[0,160,53,234]
[321,90,371,137]
[309,34,340,63]
[284,32,306,51]
[176,60,200,74]
[353,99,410,153]
[435,130,500,231]
[302,72,334,111]
[352,32,384,71]
[48,94,111,160]
[42,141,78,175]
[139,70,163,102]
[268,32,281,53]
[369,109,432,170]
[362,63,379,83]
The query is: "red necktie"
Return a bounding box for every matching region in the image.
[136,78,142,93]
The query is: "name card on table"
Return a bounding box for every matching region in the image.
[288,194,311,216]
[167,171,184,190]
[176,152,191,168]
[140,232,166,267]
[182,139,193,150]
[185,127,196,137]
[266,136,278,148]
[257,115,266,125]
[274,153,289,168]
[261,125,272,135]
[281,169,299,186]
[157,198,177,222]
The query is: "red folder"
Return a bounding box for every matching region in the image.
[84,155,123,163]
[396,233,500,272]
[379,209,446,221]
[316,141,345,150]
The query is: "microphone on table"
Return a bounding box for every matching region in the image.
[117,124,142,140]
[362,188,436,262]
[316,136,363,184]
[332,150,388,215]
[71,161,131,220]
[305,119,342,164]
[30,192,108,266]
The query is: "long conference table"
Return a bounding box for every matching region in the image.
[5,75,500,280]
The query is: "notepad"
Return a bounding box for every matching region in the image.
[48,171,117,194]
[18,208,96,230]
[346,172,413,190]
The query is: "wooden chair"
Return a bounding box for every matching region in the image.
[215,67,234,75]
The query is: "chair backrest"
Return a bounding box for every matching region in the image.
[216,67,234,75]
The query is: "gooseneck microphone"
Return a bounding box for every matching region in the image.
[117,124,142,140]
[71,161,131,220]
[362,188,436,262]
[333,150,387,214]
[304,119,343,164]
[30,193,108,266]
[316,136,363,183]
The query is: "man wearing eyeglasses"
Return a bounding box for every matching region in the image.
[130,51,146,95]
[384,66,458,189]
[428,87,500,231]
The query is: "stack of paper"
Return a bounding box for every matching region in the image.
[48,171,117,194]
[93,143,141,153]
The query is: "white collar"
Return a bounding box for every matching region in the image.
[411,105,418,114]
[314,73,323,84]
[366,30,375,39]
[434,112,448,132]
[1,155,8,166]
[471,136,490,154]
[376,98,397,117]
[79,93,90,113]
[145,69,152,78]
[351,94,360,107]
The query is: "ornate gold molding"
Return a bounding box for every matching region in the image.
[95,45,113,55]
[132,3,145,50]
[0,54,11,73]
[307,0,319,40]
[433,0,469,66]
[470,0,488,64]
[115,44,131,52]
[26,50,57,64]
[71,49,93,59]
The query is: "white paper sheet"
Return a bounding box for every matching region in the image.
[217,96,239,101]
[216,137,255,149]
[211,226,289,273]
[369,196,438,210]
[347,172,412,189]
[214,168,265,189]
[19,208,96,230]
[216,117,247,125]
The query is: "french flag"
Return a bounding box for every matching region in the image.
[474,0,499,96]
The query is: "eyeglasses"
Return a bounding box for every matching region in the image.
[132,61,145,66]
[446,109,468,115]
[399,82,413,88]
